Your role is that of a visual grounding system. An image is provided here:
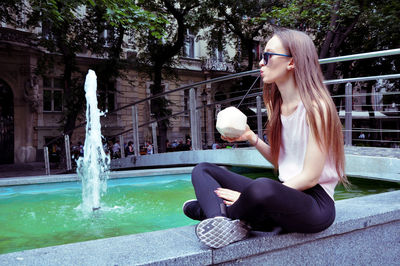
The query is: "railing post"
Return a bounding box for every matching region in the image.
[119,135,125,158]
[197,109,202,150]
[44,146,50,175]
[256,96,263,138]
[189,88,199,150]
[64,135,72,171]
[345,82,353,146]
[151,122,158,154]
[132,105,140,157]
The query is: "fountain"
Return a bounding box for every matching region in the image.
[76,70,110,212]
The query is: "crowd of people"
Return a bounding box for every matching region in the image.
[101,139,153,158]
[47,135,244,165]
[166,138,192,152]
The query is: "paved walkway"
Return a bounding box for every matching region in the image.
[0,146,399,178]
[0,162,65,178]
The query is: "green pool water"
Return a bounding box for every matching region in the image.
[234,167,400,200]
[0,171,399,255]
[0,174,197,255]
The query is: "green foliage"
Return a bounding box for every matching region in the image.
[268,0,399,95]
[5,0,399,137]
[133,0,206,131]
[343,0,400,104]
[102,0,168,36]
[265,0,363,48]
[199,0,278,71]
[17,0,168,136]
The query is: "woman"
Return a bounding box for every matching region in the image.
[126,141,134,156]
[183,28,349,249]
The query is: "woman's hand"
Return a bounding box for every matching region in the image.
[215,188,241,206]
[221,125,256,144]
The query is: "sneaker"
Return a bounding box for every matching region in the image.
[195,216,249,248]
[182,199,206,221]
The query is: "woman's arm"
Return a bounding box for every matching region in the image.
[222,125,273,163]
[248,132,273,163]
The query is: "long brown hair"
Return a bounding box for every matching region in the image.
[263,28,348,186]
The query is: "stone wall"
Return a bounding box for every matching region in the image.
[0,42,211,162]
[0,44,39,163]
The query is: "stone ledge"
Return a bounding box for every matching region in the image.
[211,190,400,264]
[0,190,399,265]
[111,149,400,183]
[0,167,194,187]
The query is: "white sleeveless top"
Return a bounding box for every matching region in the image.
[278,101,338,200]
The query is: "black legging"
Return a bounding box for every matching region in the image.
[191,162,335,233]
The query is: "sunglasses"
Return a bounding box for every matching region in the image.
[261,52,292,65]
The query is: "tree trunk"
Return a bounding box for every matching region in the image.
[145,2,189,153]
[319,0,360,95]
[152,62,168,153]
[319,0,340,60]
[59,52,76,171]
[245,39,254,71]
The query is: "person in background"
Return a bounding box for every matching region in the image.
[146,141,153,155]
[171,139,178,148]
[212,142,220,150]
[78,141,84,157]
[186,138,192,150]
[166,139,171,152]
[126,141,134,156]
[102,139,110,156]
[112,139,121,158]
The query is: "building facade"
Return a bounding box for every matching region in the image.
[0,22,241,164]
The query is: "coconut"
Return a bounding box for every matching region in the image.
[216,106,247,138]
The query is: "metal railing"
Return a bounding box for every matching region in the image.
[44,48,400,172]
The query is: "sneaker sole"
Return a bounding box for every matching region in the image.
[182,199,197,213]
[195,217,248,248]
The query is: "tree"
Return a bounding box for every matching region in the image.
[86,0,166,114]
[27,0,94,139]
[266,0,399,95]
[24,0,164,138]
[341,0,400,144]
[202,0,279,72]
[266,0,366,78]
[6,0,165,169]
[135,0,205,152]
[269,0,400,145]
[194,0,281,120]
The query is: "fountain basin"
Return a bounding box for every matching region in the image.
[0,189,398,265]
[1,166,399,256]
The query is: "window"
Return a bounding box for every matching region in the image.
[102,27,116,48]
[184,89,189,112]
[43,77,63,112]
[98,82,116,112]
[102,29,109,47]
[253,41,260,61]
[213,48,224,62]
[183,30,195,58]
[41,19,53,40]
[146,82,168,117]
[126,29,136,47]
[240,41,260,61]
